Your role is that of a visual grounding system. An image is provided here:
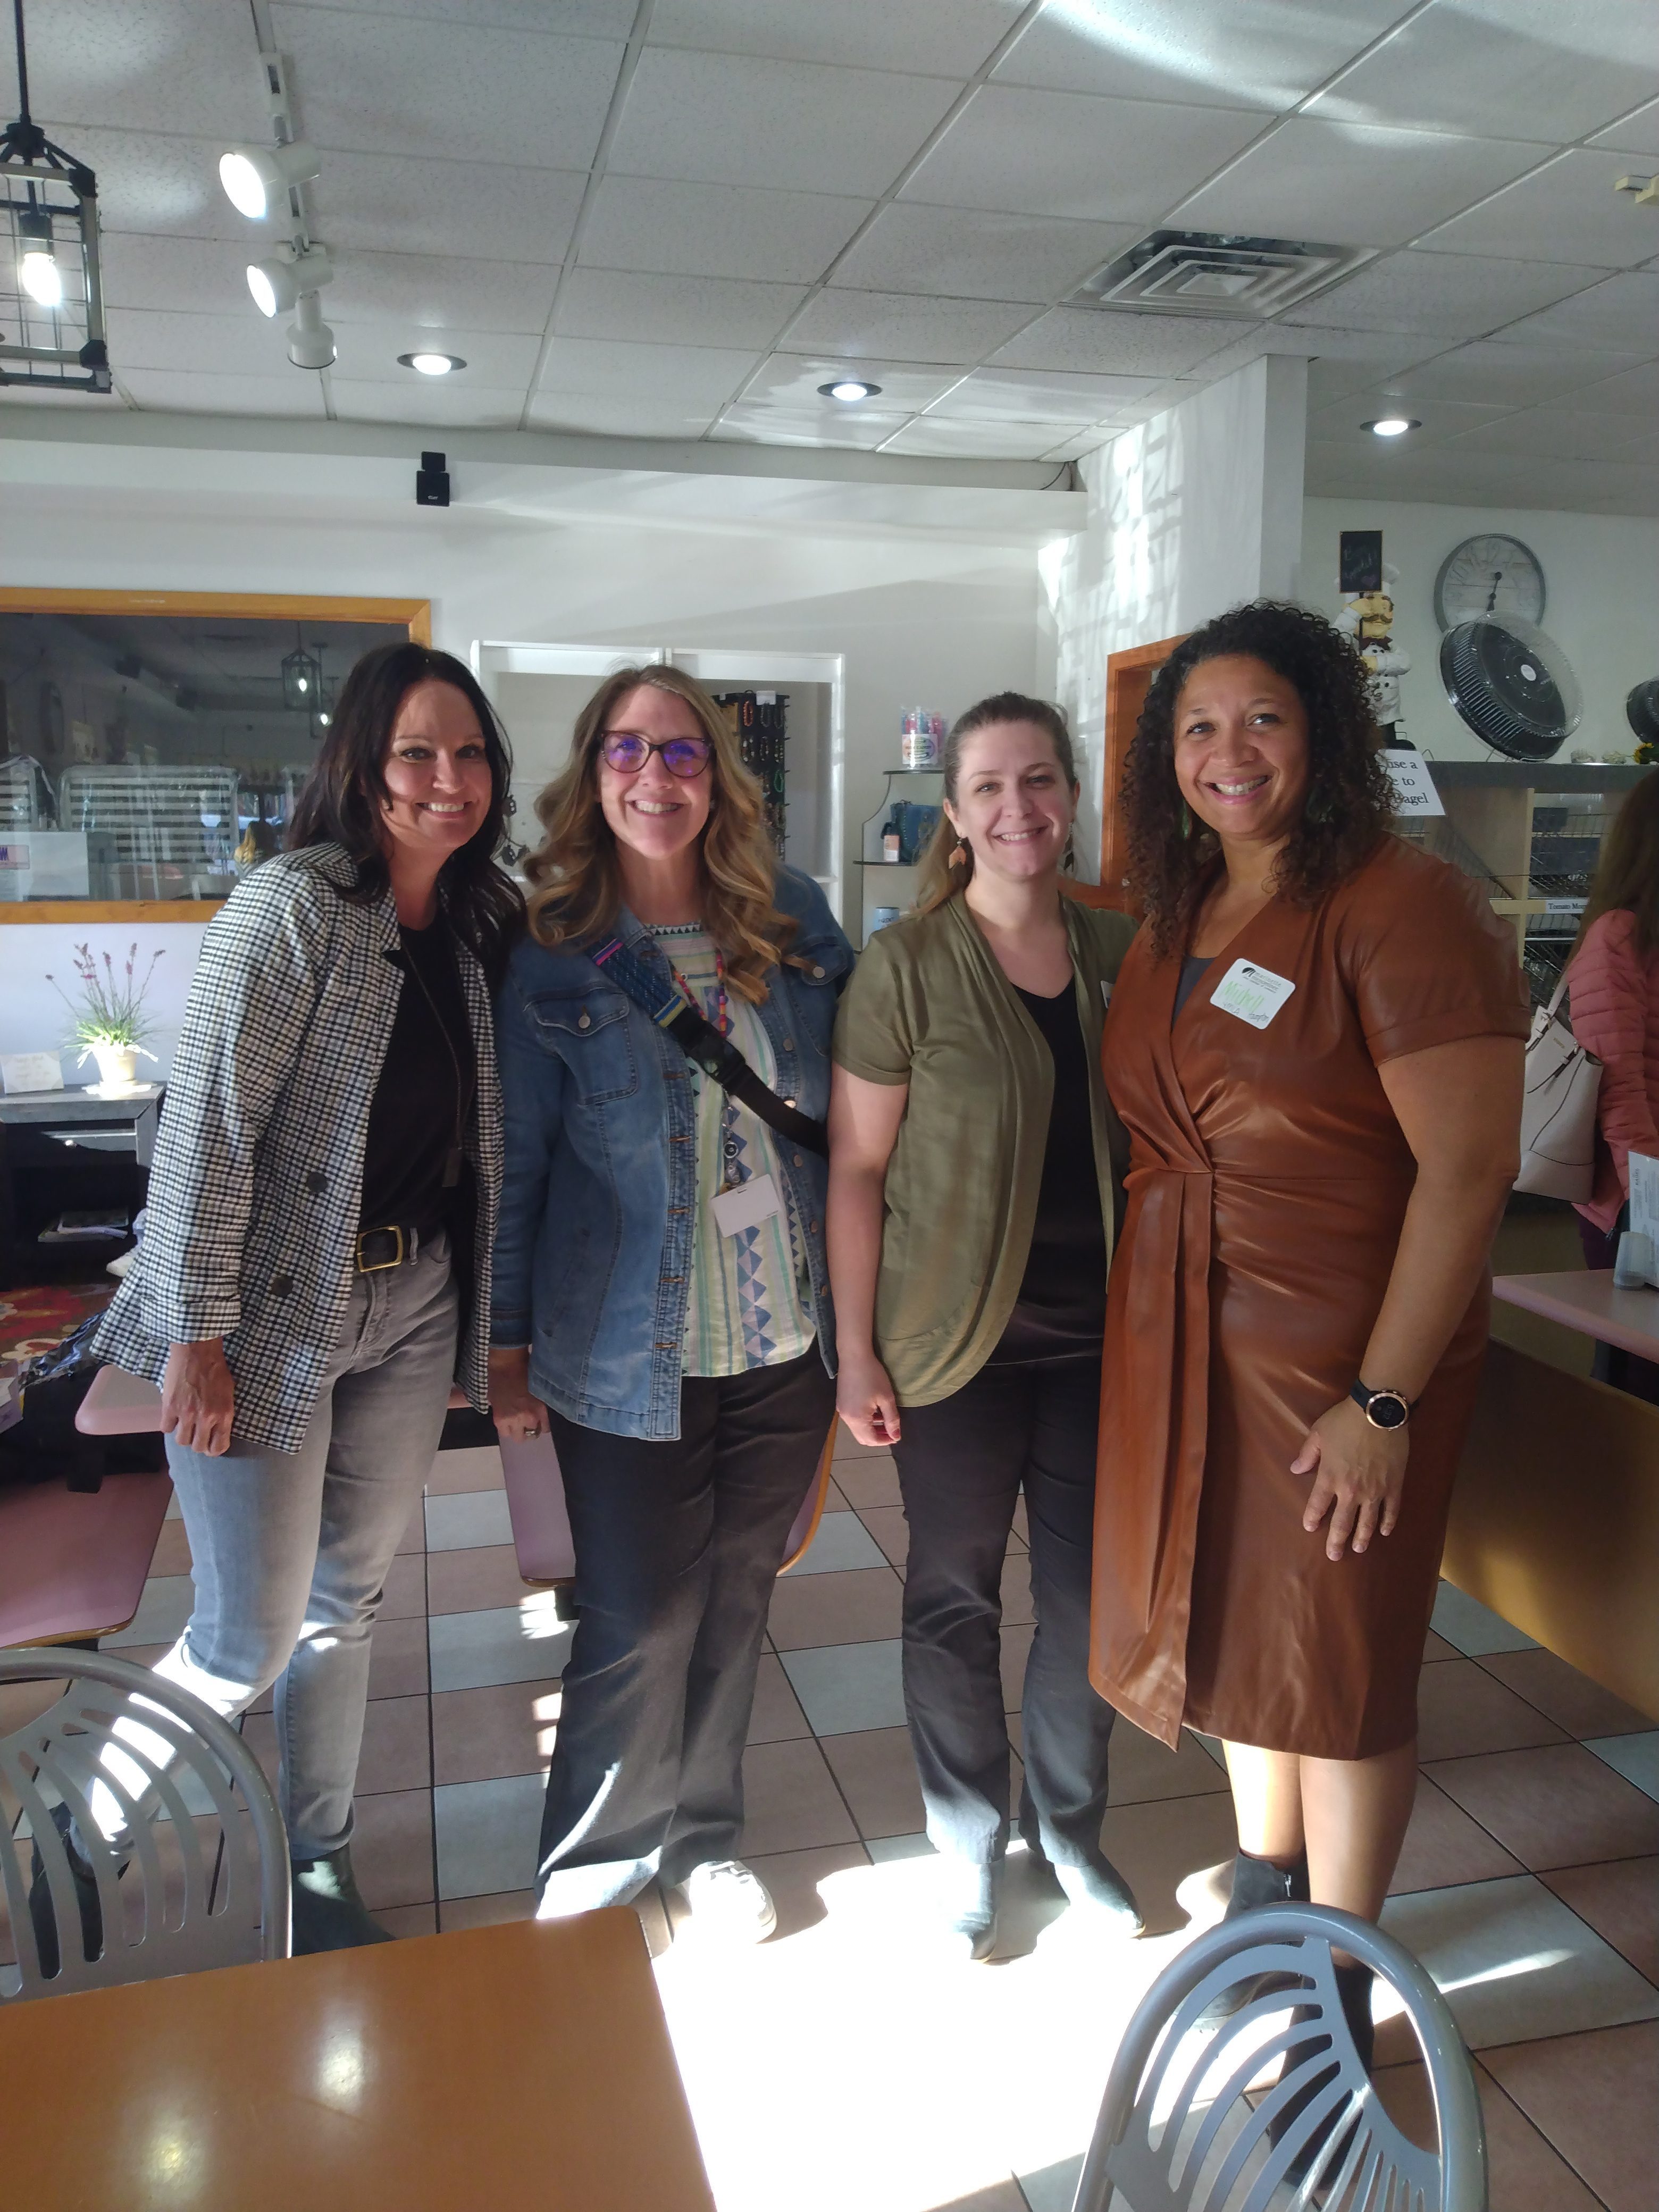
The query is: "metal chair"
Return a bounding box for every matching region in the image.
[1071,1903,1487,2212]
[0,1648,291,2002]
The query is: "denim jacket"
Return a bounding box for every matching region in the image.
[492,867,852,1439]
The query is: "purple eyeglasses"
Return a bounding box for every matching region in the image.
[600,731,713,778]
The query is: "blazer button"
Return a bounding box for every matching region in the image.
[793,1153,805,1168]
[270,1273,294,1296]
[306,1171,328,1195]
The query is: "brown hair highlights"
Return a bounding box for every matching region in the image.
[523,663,795,1003]
[914,691,1078,915]
[1577,771,1659,959]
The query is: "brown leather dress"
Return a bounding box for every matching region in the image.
[1091,840,1530,1758]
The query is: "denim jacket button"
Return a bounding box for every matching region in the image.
[577,1012,591,1030]
[782,1036,794,1052]
[810,965,825,979]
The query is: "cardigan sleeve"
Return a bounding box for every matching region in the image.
[1568,909,1659,1193]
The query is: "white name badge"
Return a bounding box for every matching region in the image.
[1210,958,1296,1030]
[711,1172,783,1238]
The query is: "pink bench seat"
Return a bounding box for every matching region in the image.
[0,1471,173,1648]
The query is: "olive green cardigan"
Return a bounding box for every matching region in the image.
[832,893,1137,1406]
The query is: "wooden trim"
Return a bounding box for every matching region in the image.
[0,900,225,924]
[0,589,431,642]
[1099,633,1187,910]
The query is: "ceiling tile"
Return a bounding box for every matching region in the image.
[900,83,1271,223]
[525,394,722,439]
[579,176,873,282]
[990,308,1239,377]
[781,290,1036,363]
[24,0,269,139]
[99,232,267,318]
[709,404,915,448]
[877,417,1086,460]
[280,0,639,29]
[1282,250,1604,339]
[606,49,961,196]
[1569,360,1659,414]
[1310,393,1518,447]
[1305,353,1441,406]
[1306,0,1659,143]
[268,7,624,169]
[328,253,558,334]
[1380,340,1652,409]
[326,329,544,385]
[534,337,758,408]
[1040,429,1116,462]
[0,383,127,409]
[924,366,1161,423]
[104,305,312,379]
[739,354,964,410]
[328,381,530,429]
[1442,405,1659,462]
[646,0,1022,77]
[1192,324,1444,389]
[118,366,328,418]
[832,205,1139,304]
[552,269,806,350]
[1170,118,1551,249]
[1589,98,1659,156]
[993,1,1391,112]
[49,127,247,243]
[1420,149,1659,269]
[306,152,587,266]
[1495,271,1659,350]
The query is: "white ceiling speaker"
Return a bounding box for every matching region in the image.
[219,141,321,221]
[247,245,333,319]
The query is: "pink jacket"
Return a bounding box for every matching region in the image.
[1566,907,1659,1234]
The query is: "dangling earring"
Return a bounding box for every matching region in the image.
[949,839,968,868]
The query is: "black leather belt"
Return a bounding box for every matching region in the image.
[355,1224,417,1273]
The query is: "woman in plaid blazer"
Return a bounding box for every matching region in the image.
[91,642,519,1954]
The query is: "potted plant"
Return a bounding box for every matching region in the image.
[46,942,164,1095]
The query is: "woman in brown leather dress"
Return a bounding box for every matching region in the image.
[1092,602,1527,2056]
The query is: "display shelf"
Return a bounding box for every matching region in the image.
[859,766,943,943]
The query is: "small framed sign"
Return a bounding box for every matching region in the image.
[0,1051,64,1095]
[1339,529,1384,595]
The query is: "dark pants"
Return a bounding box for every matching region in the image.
[1578,1209,1659,1403]
[536,1346,835,1912]
[892,1353,1117,1869]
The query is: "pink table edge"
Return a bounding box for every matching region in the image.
[77,1365,469,1434]
[1493,1269,1659,1362]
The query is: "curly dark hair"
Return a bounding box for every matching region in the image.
[1121,600,1395,957]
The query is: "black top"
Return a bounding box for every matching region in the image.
[1173,953,1213,1023]
[986,979,1108,1364]
[358,920,473,1236]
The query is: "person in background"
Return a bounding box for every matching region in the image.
[85,642,516,1954]
[489,665,851,1944]
[829,693,1143,1963]
[1565,772,1659,1399]
[1092,602,1526,2115]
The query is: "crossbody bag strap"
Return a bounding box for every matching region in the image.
[590,935,829,1158]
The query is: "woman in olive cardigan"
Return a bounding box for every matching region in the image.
[827,693,1141,1962]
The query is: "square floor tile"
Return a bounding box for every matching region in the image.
[1001,1620,1033,1714]
[378,1551,428,1621]
[786,1509,889,1574]
[376,1902,438,1940]
[104,1573,193,1649]
[1415,1658,1569,1761]
[1426,1742,1659,1870]
[426,1542,532,1615]
[1097,1791,1239,1937]
[1422,1630,1460,1662]
[1586,1730,1659,1804]
[744,1840,871,1940]
[428,1602,573,1692]
[768,1565,903,1651]
[366,1612,430,1699]
[832,1427,890,1463]
[858,1504,909,1568]
[866,1831,933,1862]
[350,1786,434,1910]
[425,1444,505,1495]
[424,1488,515,1552]
[1478,1648,1656,1740]
[820,1724,927,1840]
[354,1694,431,1796]
[1482,2021,1659,2212]
[1389,1774,1523,1895]
[439,1888,536,1931]
[831,1452,901,1507]
[1107,1721,1231,1807]
[781,1638,906,1735]
[148,1517,193,1577]
[1010,1497,1028,1547]
[1431,1582,1538,1656]
[1540,1856,1659,1983]
[738,1737,859,1856]
[431,1677,560,1785]
[393,1501,425,1556]
[434,1772,544,1899]
[1380,1873,1659,2050]
[1000,1548,1033,1628]
[747,1652,811,1745]
[1375,2058,1604,2211]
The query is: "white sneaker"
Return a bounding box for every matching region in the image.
[675,1859,778,1945]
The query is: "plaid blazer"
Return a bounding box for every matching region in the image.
[95,844,503,1454]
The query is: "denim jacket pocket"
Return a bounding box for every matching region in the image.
[524,987,639,1103]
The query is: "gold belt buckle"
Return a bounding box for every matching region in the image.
[356,1225,405,1272]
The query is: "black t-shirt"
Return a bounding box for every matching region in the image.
[358,919,472,1236]
[986,980,1109,1364]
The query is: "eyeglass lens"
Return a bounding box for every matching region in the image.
[601,732,711,777]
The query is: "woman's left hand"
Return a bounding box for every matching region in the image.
[1293,1397,1408,1561]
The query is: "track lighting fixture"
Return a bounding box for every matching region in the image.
[246,244,333,320]
[219,139,320,221]
[220,48,335,374]
[287,289,336,371]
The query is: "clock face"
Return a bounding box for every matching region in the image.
[1432,534,1546,632]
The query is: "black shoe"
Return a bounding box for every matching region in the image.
[1194,1846,1311,2031]
[1270,1963,1376,2190]
[27,1803,105,1979]
[291,1846,396,1953]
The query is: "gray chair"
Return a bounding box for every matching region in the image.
[1071,1903,1487,2212]
[1,1648,291,2002]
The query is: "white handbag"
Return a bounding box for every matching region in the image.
[1515,973,1602,1201]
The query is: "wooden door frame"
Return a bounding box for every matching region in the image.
[1098,632,1186,909]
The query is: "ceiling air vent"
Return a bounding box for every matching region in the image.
[1067,230,1371,319]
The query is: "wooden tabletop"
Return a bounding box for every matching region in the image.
[1493,1269,1659,1361]
[0,1912,715,2212]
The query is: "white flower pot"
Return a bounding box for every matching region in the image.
[90,1044,140,1094]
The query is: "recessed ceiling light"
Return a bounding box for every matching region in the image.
[399,351,467,377]
[818,378,882,404]
[1364,416,1421,438]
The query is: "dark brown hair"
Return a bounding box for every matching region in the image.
[1122,600,1394,957]
[288,641,522,978]
[914,692,1077,914]
[1577,771,1659,959]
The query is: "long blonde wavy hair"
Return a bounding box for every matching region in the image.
[524,664,795,1003]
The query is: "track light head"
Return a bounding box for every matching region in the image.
[287,291,337,370]
[219,140,321,221]
[247,245,333,319]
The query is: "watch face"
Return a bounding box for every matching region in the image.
[1433,534,1546,632]
[1366,1391,1409,1430]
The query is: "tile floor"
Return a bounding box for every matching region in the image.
[28,1429,1659,2210]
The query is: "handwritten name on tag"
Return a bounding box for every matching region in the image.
[1210,959,1296,1030]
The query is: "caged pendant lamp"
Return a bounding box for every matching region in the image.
[1,0,111,392]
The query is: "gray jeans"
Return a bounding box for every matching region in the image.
[155,1231,457,1859]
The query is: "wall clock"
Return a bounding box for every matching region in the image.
[1432,533,1546,632]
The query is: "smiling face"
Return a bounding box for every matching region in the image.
[945,720,1076,886]
[378,680,495,868]
[596,683,714,865]
[1172,655,1311,850]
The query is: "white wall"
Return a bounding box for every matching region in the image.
[1049,355,1308,876]
[1301,498,1659,764]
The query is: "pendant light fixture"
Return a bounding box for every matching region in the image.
[282,629,322,712]
[1,0,111,392]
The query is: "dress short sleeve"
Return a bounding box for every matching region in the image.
[832,930,915,1085]
[1339,841,1531,1067]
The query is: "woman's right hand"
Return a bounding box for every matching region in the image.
[161,1340,236,1456]
[836,1349,901,1450]
[489,1347,549,1443]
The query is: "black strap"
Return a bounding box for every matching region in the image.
[590,934,828,1158]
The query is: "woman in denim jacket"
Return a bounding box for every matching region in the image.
[491,665,851,1941]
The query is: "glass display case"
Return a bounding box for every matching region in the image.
[858,766,943,944]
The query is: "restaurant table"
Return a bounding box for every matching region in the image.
[1492,1267,1659,1361]
[0,1909,716,2211]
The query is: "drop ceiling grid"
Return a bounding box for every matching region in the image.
[0,0,1654,506]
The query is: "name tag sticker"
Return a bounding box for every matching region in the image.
[711,1172,783,1238]
[1210,959,1296,1030]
